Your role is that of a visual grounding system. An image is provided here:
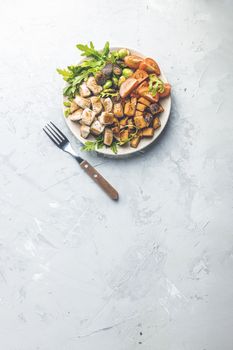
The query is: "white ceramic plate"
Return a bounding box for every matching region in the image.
[63,48,171,157]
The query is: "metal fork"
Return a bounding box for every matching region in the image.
[43,122,119,201]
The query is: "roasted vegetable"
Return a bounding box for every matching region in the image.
[135,110,143,118]
[130,133,141,148]
[159,83,171,98]
[144,113,154,125]
[138,97,151,107]
[113,65,122,76]
[124,55,143,69]
[142,128,154,137]
[139,58,161,75]
[113,102,124,118]
[120,129,129,143]
[112,126,121,141]
[149,103,164,115]
[119,117,128,128]
[132,69,148,83]
[136,103,147,112]
[118,48,130,59]
[118,76,126,87]
[124,97,137,116]
[102,63,113,77]
[134,115,148,129]
[122,68,134,78]
[103,80,112,89]
[95,71,107,85]
[119,78,138,98]
[153,117,161,130]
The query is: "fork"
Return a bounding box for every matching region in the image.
[43,122,119,201]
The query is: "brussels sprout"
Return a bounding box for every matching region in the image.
[118,48,130,59]
[118,76,126,86]
[95,71,107,85]
[112,76,119,86]
[103,80,113,89]
[113,65,122,76]
[122,68,133,78]
[102,63,113,77]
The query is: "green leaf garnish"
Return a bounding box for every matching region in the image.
[81,135,104,152]
[110,141,118,154]
[149,74,165,96]
[63,101,71,107]
[64,108,70,117]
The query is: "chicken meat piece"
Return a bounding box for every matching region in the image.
[113,102,124,118]
[80,125,90,138]
[69,109,83,121]
[90,96,102,115]
[70,101,79,113]
[98,112,114,125]
[101,97,113,112]
[90,120,105,135]
[86,76,102,95]
[81,108,96,126]
[104,128,113,146]
[79,82,91,97]
[74,95,91,109]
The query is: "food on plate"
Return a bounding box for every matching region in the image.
[57,41,171,153]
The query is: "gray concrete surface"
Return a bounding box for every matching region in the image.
[0,0,233,349]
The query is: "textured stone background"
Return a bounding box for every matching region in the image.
[0,0,233,349]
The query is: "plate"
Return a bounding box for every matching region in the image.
[63,47,171,157]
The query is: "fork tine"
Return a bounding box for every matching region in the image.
[43,126,60,145]
[47,123,64,142]
[50,122,68,141]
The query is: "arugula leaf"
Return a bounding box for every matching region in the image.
[100,89,119,98]
[57,68,73,81]
[110,142,118,154]
[81,141,97,151]
[102,41,110,58]
[76,43,102,60]
[81,135,104,152]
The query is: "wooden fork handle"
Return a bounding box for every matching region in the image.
[80,160,119,201]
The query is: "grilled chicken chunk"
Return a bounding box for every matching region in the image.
[69,109,83,121]
[90,120,105,135]
[101,97,113,112]
[104,128,113,146]
[113,102,124,118]
[79,82,91,97]
[80,125,90,138]
[98,112,114,125]
[90,96,102,115]
[74,95,91,109]
[86,76,102,95]
[81,108,96,126]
